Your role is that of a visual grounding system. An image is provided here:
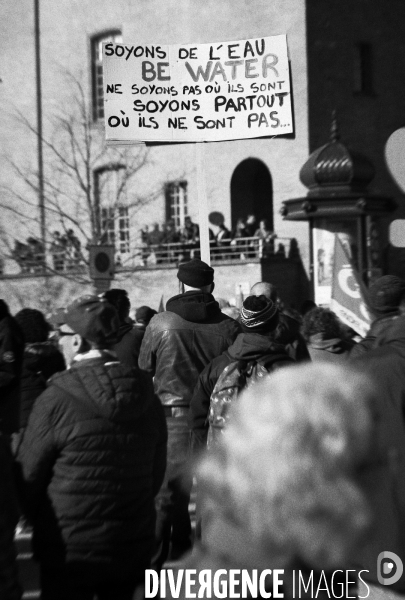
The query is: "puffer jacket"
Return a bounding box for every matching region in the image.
[139,291,241,407]
[19,342,66,429]
[16,350,167,571]
[190,332,293,448]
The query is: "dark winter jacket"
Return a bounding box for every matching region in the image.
[0,315,25,435]
[139,291,241,407]
[16,350,167,571]
[190,332,294,448]
[275,312,311,362]
[351,316,405,590]
[114,322,145,368]
[306,333,353,364]
[19,342,66,430]
[0,433,22,600]
[349,312,399,358]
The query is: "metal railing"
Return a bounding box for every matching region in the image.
[2,236,298,277]
[129,236,296,267]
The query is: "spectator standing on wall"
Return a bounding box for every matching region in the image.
[139,258,241,568]
[50,231,66,272]
[254,219,276,256]
[244,214,257,237]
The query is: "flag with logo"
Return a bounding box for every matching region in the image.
[330,235,371,337]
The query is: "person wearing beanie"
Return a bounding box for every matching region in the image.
[0,299,25,440]
[250,281,311,362]
[14,308,66,440]
[190,294,293,452]
[350,274,405,358]
[139,257,240,567]
[16,294,167,599]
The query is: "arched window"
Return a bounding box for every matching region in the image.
[230,158,273,231]
[91,30,122,121]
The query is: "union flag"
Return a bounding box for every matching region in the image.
[330,235,371,337]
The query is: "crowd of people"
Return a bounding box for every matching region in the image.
[12,230,82,275]
[1,265,405,599]
[139,214,292,264]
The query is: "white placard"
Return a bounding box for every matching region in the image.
[103,35,293,143]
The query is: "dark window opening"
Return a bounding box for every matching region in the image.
[353,43,374,95]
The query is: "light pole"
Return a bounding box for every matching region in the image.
[34,0,46,258]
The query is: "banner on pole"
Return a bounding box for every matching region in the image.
[103,35,293,143]
[330,235,371,337]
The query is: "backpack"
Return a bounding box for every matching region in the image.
[207,353,292,449]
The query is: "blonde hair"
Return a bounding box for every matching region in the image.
[198,363,376,570]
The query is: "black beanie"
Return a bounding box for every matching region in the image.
[240,295,279,332]
[368,275,405,315]
[177,259,214,288]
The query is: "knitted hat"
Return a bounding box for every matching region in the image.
[368,275,405,315]
[240,295,279,332]
[15,308,50,343]
[177,258,214,288]
[64,295,120,346]
[135,305,157,324]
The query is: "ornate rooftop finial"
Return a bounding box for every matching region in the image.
[330,110,340,142]
[299,115,375,196]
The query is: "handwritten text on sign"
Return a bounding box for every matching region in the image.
[103,35,293,142]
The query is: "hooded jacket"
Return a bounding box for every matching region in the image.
[16,351,167,570]
[190,332,293,448]
[138,291,241,407]
[113,322,145,368]
[19,341,66,430]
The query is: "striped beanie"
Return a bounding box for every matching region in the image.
[240,295,279,332]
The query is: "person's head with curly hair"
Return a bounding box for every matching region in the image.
[301,306,343,341]
[198,362,376,573]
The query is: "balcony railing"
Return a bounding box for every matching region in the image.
[128,236,297,268]
[2,236,299,277]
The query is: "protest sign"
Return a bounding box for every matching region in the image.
[103,35,293,143]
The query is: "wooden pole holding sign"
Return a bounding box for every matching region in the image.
[196,143,211,265]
